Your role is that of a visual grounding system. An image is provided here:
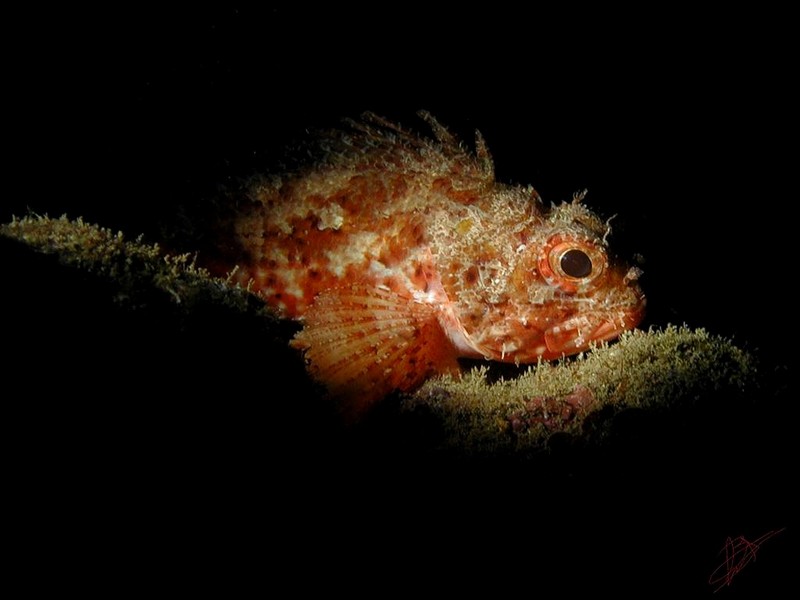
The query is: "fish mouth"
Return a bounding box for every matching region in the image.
[457,269,646,363]
[543,306,645,356]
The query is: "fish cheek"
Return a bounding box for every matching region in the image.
[461,306,486,331]
[507,250,549,301]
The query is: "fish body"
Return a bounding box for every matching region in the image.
[212,113,645,413]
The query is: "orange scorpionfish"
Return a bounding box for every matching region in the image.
[210,112,645,415]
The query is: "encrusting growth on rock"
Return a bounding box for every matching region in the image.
[404,325,754,456]
[2,215,755,456]
[1,214,272,320]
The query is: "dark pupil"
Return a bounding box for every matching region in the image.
[560,249,592,278]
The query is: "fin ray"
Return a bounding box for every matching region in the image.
[291,285,460,417]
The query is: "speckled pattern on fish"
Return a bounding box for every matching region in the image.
[208,112,646,416]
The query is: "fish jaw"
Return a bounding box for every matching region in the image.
[541,303,645,357]
[464,303,645,363]
[457,273,646,363]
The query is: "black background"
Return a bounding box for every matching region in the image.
[4,5,795,594]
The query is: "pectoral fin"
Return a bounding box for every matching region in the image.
[290,285,459,418]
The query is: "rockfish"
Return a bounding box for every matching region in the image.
[210,112,645,415]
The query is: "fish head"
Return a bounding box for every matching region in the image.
[454,199,646,362]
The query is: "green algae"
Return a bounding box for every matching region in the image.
[402,326,755,456]
[1,214,275,322]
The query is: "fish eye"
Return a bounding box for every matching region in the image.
[560,248,592,278]
[539,236,607,293]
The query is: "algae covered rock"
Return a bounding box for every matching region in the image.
[2,214,757,460]
[403,326,754,457]
[1,214,265,318]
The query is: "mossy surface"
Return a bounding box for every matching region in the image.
[1,214,275,324]
[402,326,754,457]
[2,215,757,460]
